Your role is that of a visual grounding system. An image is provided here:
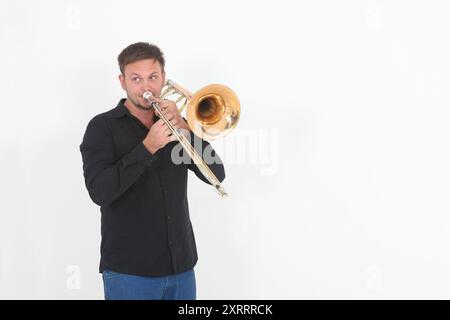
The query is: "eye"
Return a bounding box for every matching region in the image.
[132,77,142,83]
[150,75,158,80]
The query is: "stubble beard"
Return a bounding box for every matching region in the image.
[128,94,152,111]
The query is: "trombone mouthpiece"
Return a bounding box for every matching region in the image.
[143,92,153,100]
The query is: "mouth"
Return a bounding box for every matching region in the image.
[142,91,158,100]
[140,95,152,103]
[131,95,150,109]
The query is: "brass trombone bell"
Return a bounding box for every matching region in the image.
[161,80,240,140]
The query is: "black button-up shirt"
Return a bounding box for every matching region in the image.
[80,99,225,277]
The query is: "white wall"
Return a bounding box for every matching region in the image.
[1,0,450,299]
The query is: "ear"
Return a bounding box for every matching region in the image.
[118,74,126,90]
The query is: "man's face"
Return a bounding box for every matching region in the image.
[119,58,165,110]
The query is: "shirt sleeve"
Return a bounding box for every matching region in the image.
[186,132,226,185]
[79,115,158,207]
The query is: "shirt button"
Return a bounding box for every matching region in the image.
[167,215,171,220]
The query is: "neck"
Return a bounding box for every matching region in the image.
[124,99,156,129]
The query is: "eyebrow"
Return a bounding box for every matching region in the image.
[130,72,159,77]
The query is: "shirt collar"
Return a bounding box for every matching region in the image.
[111,98,129,118]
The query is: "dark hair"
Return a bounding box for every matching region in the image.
[118,42,165,74]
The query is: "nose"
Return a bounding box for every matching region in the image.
[141,79,154,92]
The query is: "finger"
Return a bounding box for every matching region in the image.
[162,133,176,144]
[151,100,166,115]
[164,112,175,121]
[163,101,171,111]
[155,107,165,117]
[159,105,168,114]
[161,100,176,110]
[151,97,165,105]
[169,134,177,142]
[156,108,168,117]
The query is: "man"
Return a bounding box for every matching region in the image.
[80,42,225,300]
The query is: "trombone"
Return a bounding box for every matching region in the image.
[143,80,240,197]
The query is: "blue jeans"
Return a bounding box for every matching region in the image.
[102,269,196,300]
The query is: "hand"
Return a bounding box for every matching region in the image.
[154,99,190,132]
[143,119,176,154]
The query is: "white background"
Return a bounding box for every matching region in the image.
[1,0,450,299]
